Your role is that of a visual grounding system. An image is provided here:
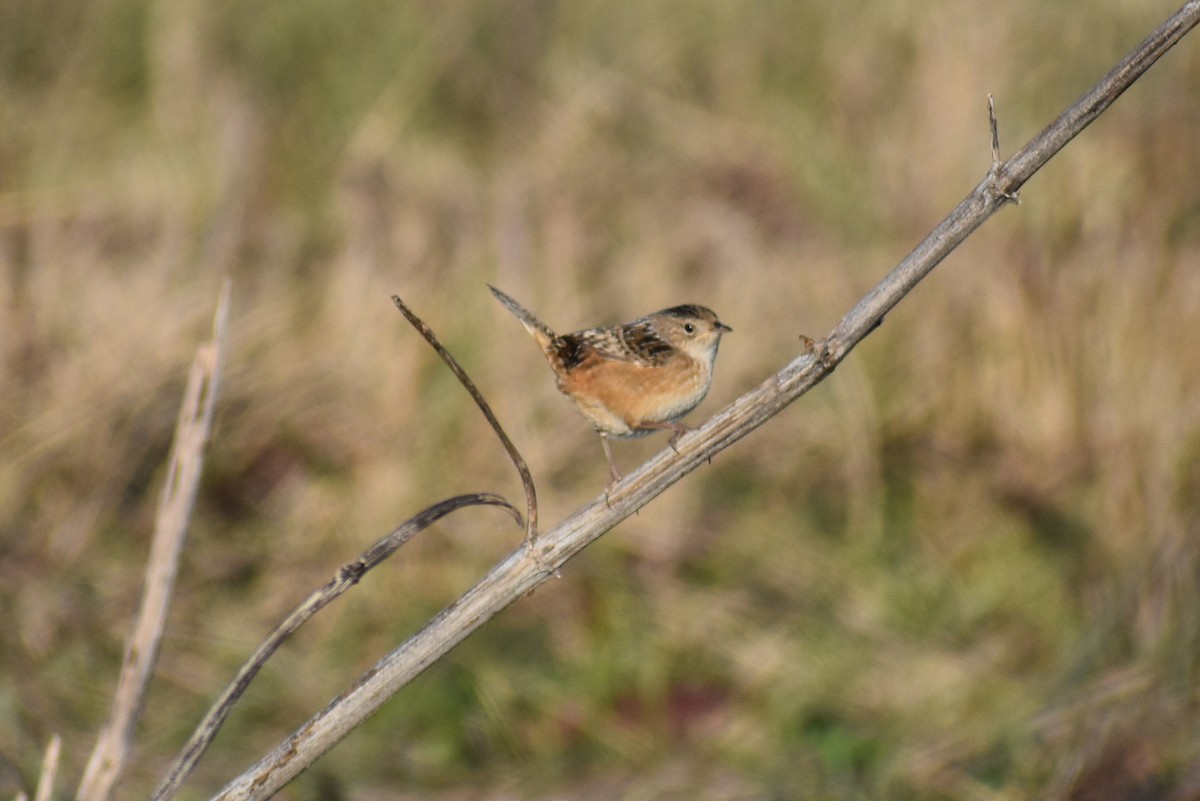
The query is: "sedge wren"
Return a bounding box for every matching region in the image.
[488,285,732,485]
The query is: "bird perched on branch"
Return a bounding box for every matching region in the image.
[488,285,732,487]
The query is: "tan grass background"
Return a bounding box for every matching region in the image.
[2,1,1199,799]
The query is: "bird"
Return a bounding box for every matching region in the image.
[488,285,732,486]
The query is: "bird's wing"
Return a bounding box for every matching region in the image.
[551,321,674,371]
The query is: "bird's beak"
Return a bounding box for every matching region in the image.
[716,321,733,333]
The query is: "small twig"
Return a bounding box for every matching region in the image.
[33,736,61,801]
[75,280,230,801]
[149,493,521,801]
[988,95,1001,168]
[391,295,539,546]
[987,95,1020,205]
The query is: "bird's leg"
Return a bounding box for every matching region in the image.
[639,420,693,452]
[599,434,622,501]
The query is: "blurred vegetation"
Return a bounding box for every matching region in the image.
[2,0,1199,799]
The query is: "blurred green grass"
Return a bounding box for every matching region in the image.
[2,0,1200,799]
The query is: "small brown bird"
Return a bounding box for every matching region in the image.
[489,285,732,485]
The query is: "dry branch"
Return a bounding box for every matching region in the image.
[390,295,539,542]
[151,300,532,800]
[149,494,522,801]
[203,3,1199,799]
[33,736,61,801]
[74,280,230,801]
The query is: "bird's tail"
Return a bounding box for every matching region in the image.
[488,285,557,348]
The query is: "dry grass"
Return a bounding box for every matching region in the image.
[2,1,1199,799]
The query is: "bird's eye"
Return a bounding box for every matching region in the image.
[683,323,696,334]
